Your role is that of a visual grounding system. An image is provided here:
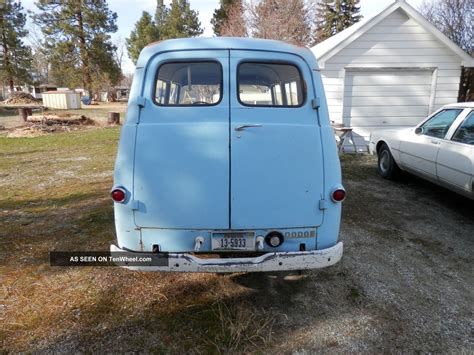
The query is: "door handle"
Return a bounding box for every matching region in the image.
[235,124,262,131]
[430,140,441,145]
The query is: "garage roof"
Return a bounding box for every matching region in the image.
[312,0,474,67]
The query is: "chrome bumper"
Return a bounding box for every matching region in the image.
[110,242,343,273]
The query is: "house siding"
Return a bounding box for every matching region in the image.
[317,9,464,152]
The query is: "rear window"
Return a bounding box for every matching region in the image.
[154,62,222,106]
[238,62,305,107]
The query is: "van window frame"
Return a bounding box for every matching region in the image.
[153,60,224,107]
[236,60,307,108]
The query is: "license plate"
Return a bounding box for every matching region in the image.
[211,232,255,251]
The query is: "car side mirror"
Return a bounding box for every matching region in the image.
[415,127,423,135]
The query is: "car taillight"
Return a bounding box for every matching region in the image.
[331,188,346,202]
[111,187,126,203]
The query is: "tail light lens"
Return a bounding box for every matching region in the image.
[111,187,126,203]
[331,188,346,202]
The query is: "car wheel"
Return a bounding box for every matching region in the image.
[378,143,400,180]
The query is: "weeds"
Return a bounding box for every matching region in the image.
[207,299,275,353]
[0,128,277,353]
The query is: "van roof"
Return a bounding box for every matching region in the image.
[136,37,318,69]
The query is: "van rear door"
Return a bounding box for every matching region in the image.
[230,50,324,229]
[133,51,230,229]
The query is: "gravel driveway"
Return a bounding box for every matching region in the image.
[267,155,474,353]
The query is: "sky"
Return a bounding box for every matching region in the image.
[21,0,425,75]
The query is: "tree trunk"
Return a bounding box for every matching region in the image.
[107,112,120,125]
[77,7,91,94]
[0,14,14,91]
[18,108,32,122]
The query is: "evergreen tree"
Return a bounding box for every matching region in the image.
[32,0,121,95]
[126,12,160,64]
[211,0,236,36]
[127,0,203,64]
[155,0,169,32]
[316,0,361,42]
[0,1,32,91]
[163,0,203,39]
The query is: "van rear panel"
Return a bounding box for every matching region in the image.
[140,227,317,253]
[112,38,343,271]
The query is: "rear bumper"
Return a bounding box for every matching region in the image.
[110,242,343,273]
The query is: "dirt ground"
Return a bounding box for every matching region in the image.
[0,129,473,353]
[0,101,127,129]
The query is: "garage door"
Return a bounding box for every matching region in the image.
[343,69,433,128]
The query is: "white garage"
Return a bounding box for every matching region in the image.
[311,0,474,152]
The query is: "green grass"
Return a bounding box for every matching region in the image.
[0,128,118,201]
[0,128,277,353]
[0,128,119,268]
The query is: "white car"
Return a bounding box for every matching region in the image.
[369,102,474,200]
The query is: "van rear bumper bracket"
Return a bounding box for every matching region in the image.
[110,242,343,273]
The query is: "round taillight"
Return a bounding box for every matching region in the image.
[111,188,126,203]
[332,189,346,202]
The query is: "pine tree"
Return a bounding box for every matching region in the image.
[341,0,361,30]
[126,12,160,64]
[126,0,203,65]
[155,0,169,33]
[316,0,361,42]
[0,1,32,91]
[163,0,203,39]
[211,0,236,36]
[32,0,121,95]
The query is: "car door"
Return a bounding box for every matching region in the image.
[229,50,324,229]
[436,109,474,195]
[399,109,464,179]
[133,51,230,229]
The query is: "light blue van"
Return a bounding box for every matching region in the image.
[111,38,345,272]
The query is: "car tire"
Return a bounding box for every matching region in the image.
[377,143,400,180]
